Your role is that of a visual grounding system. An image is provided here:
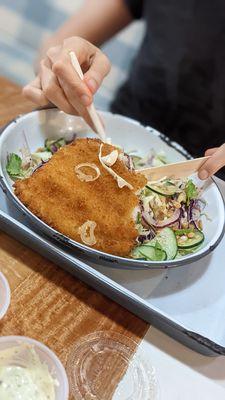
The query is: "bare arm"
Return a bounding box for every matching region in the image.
[39,0,133,59]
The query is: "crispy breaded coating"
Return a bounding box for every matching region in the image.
[14,138,146,256]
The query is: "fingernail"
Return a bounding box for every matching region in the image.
[87,78,98,93]
[81,94,91,106]
[199,169,209,180]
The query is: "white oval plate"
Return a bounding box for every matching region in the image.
[0,109,224,269]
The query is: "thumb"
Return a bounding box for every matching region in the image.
[205,147,218,156]
[84,50,111,94]
[198,144,225,179]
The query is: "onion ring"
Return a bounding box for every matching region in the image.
[78,220,97,246]
[75,163,100,182]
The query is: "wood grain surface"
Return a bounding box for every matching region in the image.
[0,76,149,399]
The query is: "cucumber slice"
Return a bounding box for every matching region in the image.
[174,228,194,236]
[131,247,146,260]
[149,227,178,260]
[146,183,180,197]
[137,246,167,261]
[132,244,167,261]
[178,244,202,257]
[177,230,204,249]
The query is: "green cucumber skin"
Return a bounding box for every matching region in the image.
[150,228,178,260]
[139,246,167,261]
[178,244,202,256]
[131,248,146,260]
[133,228,204,260]
[132,246,167,261]
[177,232,204,249]
[166,228,178,260]
[146,185,177,197]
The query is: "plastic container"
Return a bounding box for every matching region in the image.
[0,271,10,319]
[67,331,158,400]
[0,336,69,400]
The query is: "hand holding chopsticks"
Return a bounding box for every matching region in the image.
[69,51,106,142]
[23,37,110,142]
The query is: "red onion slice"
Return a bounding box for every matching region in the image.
[142,208,181,228]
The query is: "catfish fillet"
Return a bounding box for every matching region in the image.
[14,138,146,256]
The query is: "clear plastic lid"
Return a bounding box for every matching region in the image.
[67,331,158,400]
[0,271,11,319]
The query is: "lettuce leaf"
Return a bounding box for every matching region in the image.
[185,180,198,205]
[6,153,23,178]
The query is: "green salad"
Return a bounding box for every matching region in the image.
[129,150,206,261]
[6,137,74,181]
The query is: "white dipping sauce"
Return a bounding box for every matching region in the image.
[0,345,57,400]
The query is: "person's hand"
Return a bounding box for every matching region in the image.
[198,144,225,180]
[23,36,111,130]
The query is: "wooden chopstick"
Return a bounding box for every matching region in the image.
[136,156,210,180]
[69,51,106,142]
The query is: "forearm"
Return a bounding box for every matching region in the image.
[40,0,132,57]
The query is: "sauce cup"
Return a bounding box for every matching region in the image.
[0,336,69,400]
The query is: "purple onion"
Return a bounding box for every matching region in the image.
[142,209,181,228]
[186,199,194,223]
[50,144,58,154]
[186,199,201,229]
[137,229,156,244]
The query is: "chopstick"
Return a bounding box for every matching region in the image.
[136,156,211,180]
[69,51,106,142]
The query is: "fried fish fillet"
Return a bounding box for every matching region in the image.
[14,138,146,256]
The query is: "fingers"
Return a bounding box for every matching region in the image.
[84,50,111,94]
[23,36,111,132]
[53,65,96,130]
[52,56,92,107]
[47,43,93,107]
[23,76,49,106]
[47,43,98,130]
[198,144,225,180]
[40,59,77,115]
[205,147,218,156]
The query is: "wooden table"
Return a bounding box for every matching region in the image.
[0,77,149,399]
